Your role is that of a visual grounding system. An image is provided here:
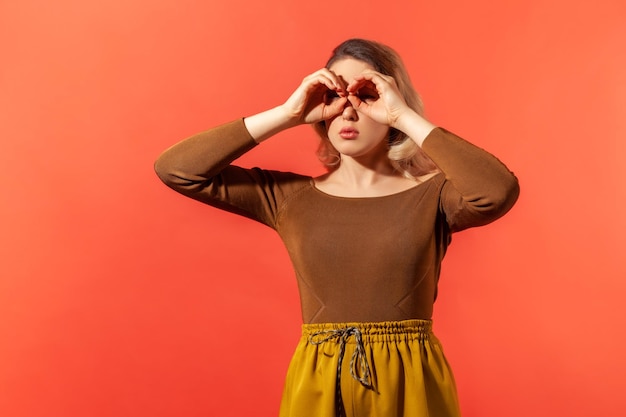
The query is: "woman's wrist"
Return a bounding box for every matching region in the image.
[393,109,437,147]
[244,105,300,143]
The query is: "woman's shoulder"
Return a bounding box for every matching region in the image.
[257,168,311,183]
[249,168,313,194]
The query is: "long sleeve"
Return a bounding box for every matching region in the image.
[154,118,308,228]
[154,119,257,190]
[421,128,520,232]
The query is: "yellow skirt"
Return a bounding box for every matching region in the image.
[279,320,460,417]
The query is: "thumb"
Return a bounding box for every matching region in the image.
[347,95,368,114]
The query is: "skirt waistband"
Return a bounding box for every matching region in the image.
[302,319,432,343]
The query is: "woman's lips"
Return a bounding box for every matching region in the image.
[339,127,359,139]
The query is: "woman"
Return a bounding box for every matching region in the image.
[155,39,519,417]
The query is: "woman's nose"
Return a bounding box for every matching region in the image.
[341,100,358,120]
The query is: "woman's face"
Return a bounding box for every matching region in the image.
[324,58,390,163]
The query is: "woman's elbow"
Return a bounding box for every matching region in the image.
[486,175,521,219]
[154,154,176,187]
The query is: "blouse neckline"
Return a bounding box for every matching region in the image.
[308,173,439,201]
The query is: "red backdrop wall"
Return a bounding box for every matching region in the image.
[1,1,625,416]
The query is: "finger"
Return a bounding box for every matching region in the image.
[325,96,348,117]
[324,68,348,93]
[305,69,345,93]
[356,70,394,83]
[347,94,367,113]
[301,75,335,96]
[347,79,380,97]
[319,68,347,91]
[347,71,391,93]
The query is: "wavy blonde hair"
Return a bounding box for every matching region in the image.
[313,39,438,179]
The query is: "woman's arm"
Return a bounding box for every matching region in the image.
[154,119,257,193]
[421,128,520,231]
[153,68,351,224]
[154,118,309,228]
[347,70,519,230]
[243,106,297,144]
[155,67,349,186]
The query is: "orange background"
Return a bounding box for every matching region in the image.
[1,1,625,416]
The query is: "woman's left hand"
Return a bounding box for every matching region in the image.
[346,71,412,128]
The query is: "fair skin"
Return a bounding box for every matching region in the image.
[244,58,437,197]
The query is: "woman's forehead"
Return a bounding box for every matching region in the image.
[328,58,375,81]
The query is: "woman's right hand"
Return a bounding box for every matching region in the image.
[244,69,348,143]
[281,69,348,125]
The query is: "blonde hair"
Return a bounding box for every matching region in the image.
[313,39,439,179]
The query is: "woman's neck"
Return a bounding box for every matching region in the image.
[314,157,418,198]
[333,156,398,186]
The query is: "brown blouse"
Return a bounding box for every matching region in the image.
[155,119,519,323]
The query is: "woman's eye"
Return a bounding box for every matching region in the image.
[357,89,379,102]
[325,90,341,103]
